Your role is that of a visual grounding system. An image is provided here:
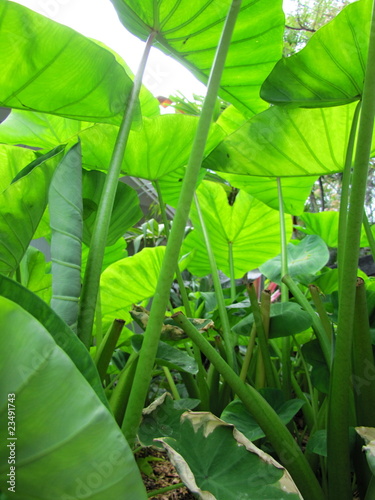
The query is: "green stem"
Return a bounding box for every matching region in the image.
[328,4,375,498]
[363,211,375,258]
[309,284,332,341]
[194,194,234,368]
[77,33,156,348]
[247,284,278,388]
[110,352,139,426]
[228,241,236,303]
[162,366,180,400]
[172,312,324,500]
[154,179,193,317]
[352,277,375,426]
[95,318,125,381]
[239,322,257,382]
[338,101,362,289]
[95,289,103,348]
[122,1,243,446]
[277,177,289,303]
[147,483,185,498]
[277,177,292,398]
[282,274,331,367]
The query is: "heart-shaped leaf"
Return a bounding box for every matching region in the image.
[205,102,369,177]
[232,302,312,338]
[0,2,136,125]
[100,246,166,326]
[110,0,285,117]
[182,181,292,278]
[260,235,329,284]
[261,0,371,107]
[157,412,302,499]
[299,211,375,248]
[221,389,305,441]
[218,173,317,215]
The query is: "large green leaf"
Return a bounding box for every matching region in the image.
[131,335,198,374]
[110,0,285,116]
[204,101,367,177]
[299,211,375,248]
[0,274,107,407]
[221,389,305,441]
[49,143,83,332]
[218,173,317,215]
[260,235,330,285]
[157,412,302,499]
[0,145,65,275]
[0,296,147,499]
[0,114,223,181]
[100,246,166,326]
[80,114,224,179]
[81,238,128,278]
[182,181,292,278]
[138,393,200,449]
[0,1,137,125]
[156,165,207,208]
[0,145,35,192]
[19,246,52,304]
[232,302,313,338]
[261,0,371,107]
[82,170,142,246]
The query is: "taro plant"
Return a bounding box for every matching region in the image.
[1,0,375,499]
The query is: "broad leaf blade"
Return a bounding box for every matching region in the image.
[221,389,305,441]
[0,1,137,125]
[0,274,108,407]
[260,235,330,285]
[110,0,285,116]
[100,246,166,326]
[0,144,35,192]
[19,246,52,304]
[182,181,292,278]
[204,102,366,177]
[0,145,65,275]
[0,296,147,499]
[157,412,302,499]
[82,170,142,247]
[261,0,371,107]
[217,173,317,215]
[50,143,83,332]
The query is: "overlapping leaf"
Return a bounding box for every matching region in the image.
[49,143,83,332]
[204,102,369,178]
[182,181,292,278]
[0,274,107,407]
[82,170,142,246]
[0,144,35,192]
[218,173,317,215]
[0,145,65,275]
[299,211,375,248]
[19,246,52,304]
[0,297,147,499]
[261,0,371,107]
[157,412,302,499]
[100,246,166,326]
[0,1,136,124]
[260,235,330,284]
[110,0,285,116]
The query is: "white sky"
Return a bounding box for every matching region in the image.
[13,0,297,99]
